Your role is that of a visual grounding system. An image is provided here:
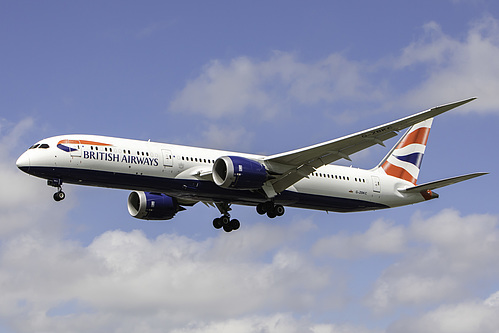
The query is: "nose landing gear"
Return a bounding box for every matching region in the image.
[48,179,65,202]
[53,190,66,202]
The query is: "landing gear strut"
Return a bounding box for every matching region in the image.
[48,179,65,202]
[213,202,240,232]
[257,201,285,218]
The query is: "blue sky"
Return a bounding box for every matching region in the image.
[1,1,499,332]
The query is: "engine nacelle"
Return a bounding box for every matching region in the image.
[127,191,183,220]
[213,156,268,190]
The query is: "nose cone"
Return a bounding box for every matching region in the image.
[16,151,31,173]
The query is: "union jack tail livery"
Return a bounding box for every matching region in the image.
[379,118,433,184]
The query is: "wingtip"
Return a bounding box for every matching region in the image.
[430,97,477,115]
[441,96,477,108]
[463,96,478,103]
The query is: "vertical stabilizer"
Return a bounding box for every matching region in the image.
[378,118,433,184]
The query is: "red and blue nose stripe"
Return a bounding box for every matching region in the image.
[57,139,112,153]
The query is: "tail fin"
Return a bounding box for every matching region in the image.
[377,118,433,184]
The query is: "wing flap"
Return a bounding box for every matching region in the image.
[398,172,488,193]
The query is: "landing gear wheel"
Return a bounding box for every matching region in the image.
[222,219,241,232]
[231,219,240,231]
[256,203,266,215]
[275,205,285,216]
[267,209,277,218]
[213,218,223,229]
[53,191,65,202]
[221,215,230,225]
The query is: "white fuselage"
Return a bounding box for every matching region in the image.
[17,134,427,213]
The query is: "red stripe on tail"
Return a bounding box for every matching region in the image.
[382,161,417,184]
[396,127,431,149]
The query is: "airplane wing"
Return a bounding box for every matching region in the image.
[398,172,488,193]
[264,98,476,194]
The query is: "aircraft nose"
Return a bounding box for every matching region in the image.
[16,151,31,173]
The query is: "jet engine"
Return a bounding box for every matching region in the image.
[127,191,184,220]
[213,156,268,190]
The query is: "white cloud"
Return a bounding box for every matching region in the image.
[388,290,499,333]
[0,118,71,236]
[366,209,499,313]
[0,220,341,332]
[135,20,175,39]
[197,124,254,151]
[170,16,499,124]
[312,219,406,258]
[170,313,308,333]
[169,52,382,120]
[169,56,276,119]
[170,313,382,333]
[396,16,499,112]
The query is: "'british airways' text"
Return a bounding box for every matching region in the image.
[83,151,159,166]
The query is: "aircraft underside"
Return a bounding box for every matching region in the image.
[24,165,390,215]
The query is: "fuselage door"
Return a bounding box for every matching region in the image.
[371,176,381,193]
[162,149,173,167]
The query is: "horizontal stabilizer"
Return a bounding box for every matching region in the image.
[399,172,488,193]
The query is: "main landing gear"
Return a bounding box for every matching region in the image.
[48,179,65,202]
[212,201,285,232]
[256,201,285,219]
[213,202,240,233]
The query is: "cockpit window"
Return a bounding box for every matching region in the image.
[29,144,40,149]
[39,144,50,149]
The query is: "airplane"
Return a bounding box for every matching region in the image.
[16,97,486,232]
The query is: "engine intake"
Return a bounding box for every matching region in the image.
[213,156,268,190]
[127,191,183,220]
